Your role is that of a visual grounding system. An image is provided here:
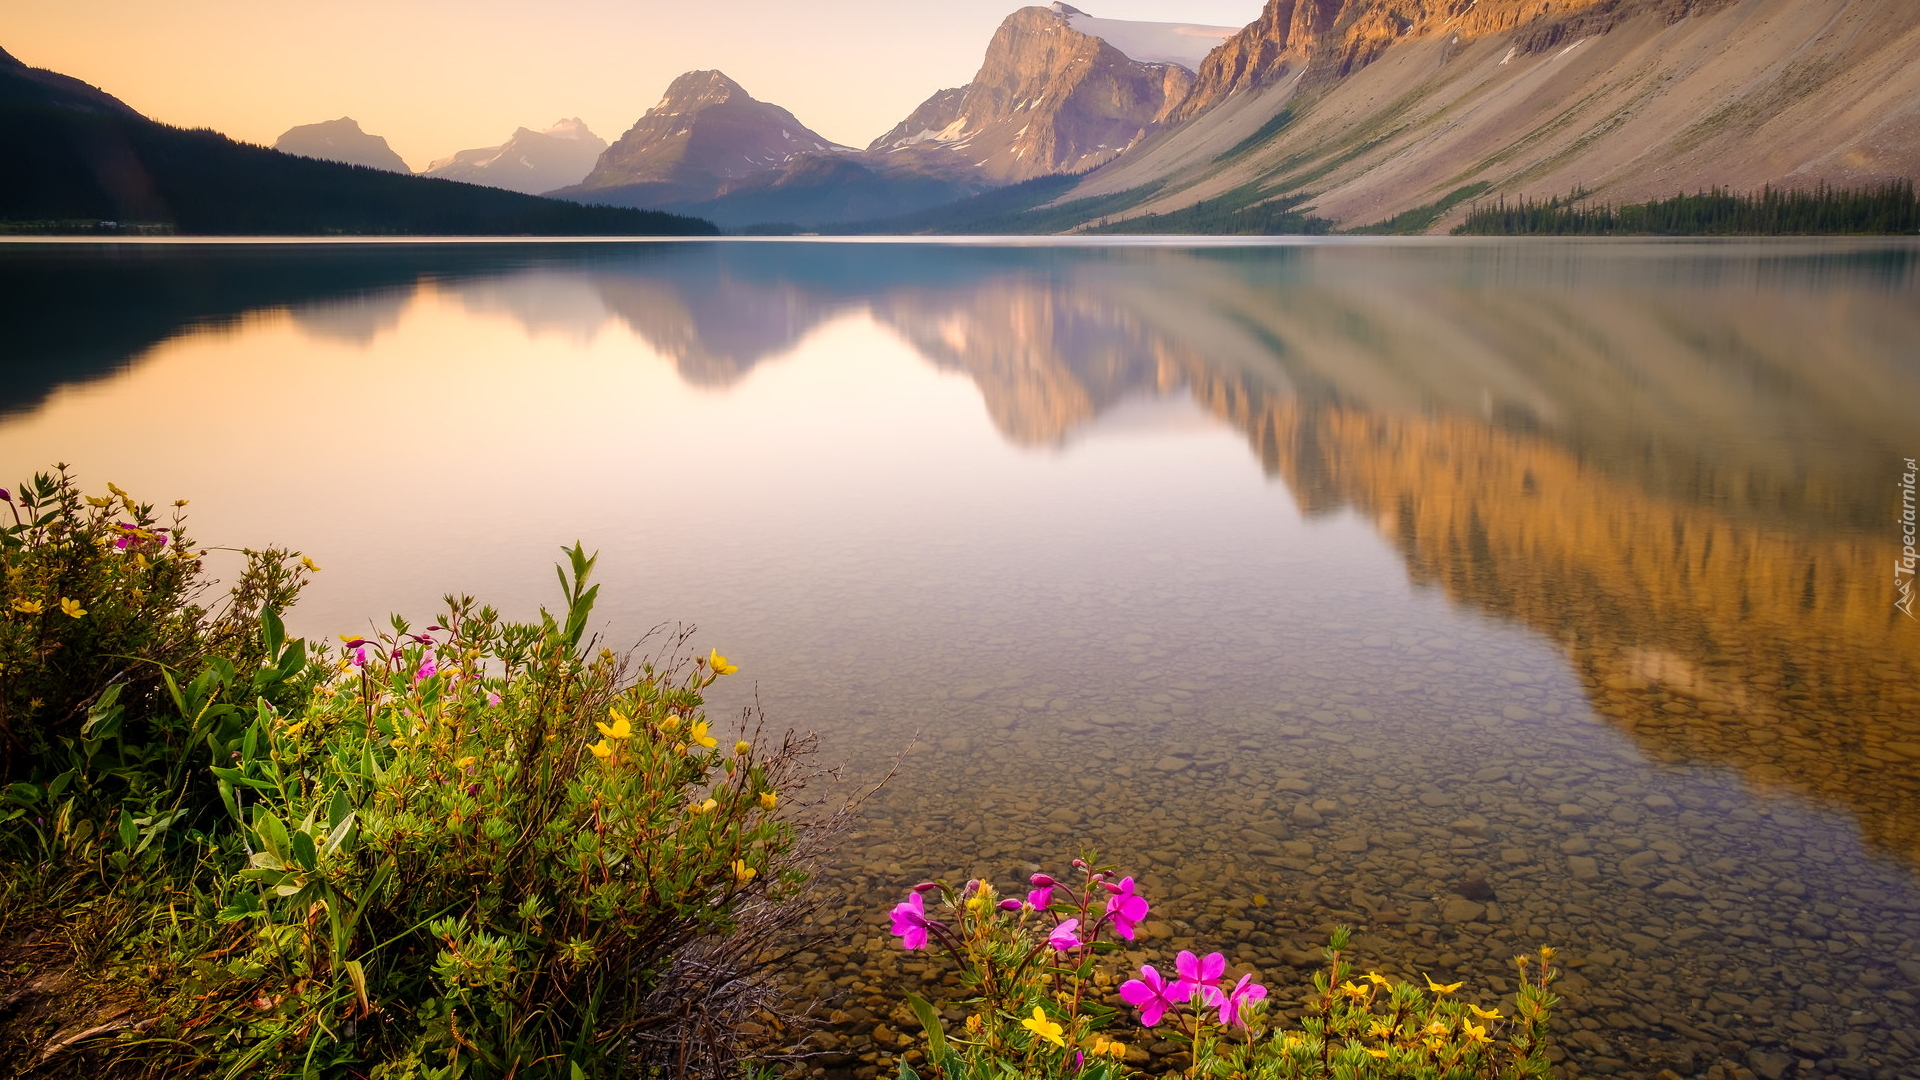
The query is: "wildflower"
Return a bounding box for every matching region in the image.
[890,891,932,951]
[660,716,681,733]
[1027,883,1053,910]
[1119,964,1183,1027]
[1424,974,1463,995]
[1367,1048,1389,1059]
[688,720,718,750]
[1217,972,1267,1027]
[340,635,366,647]
[455,755,475,769]
[301,556,322,572]
[1367,1021,1393,1040]
[1173,950,1229,1006]
[1467,1003,1503,1020]
[692,798,718,814]
[1048,918,1082,953]
[1364,971,1393,988]
[10,599,43,615]
[415,655,438,681]
[1020,1006,1064,1048]
[734,740,751,756]
[1339,980,1371,1000]
[998,899,1022,911]
[1464,1021,1491,1044]
[1104,875,1150,939]
[589,740,614,759]
[913,881,940,893]
[732,859,756,884]
[487,691,501,707]
[708,649,738,675]
[759,791,778,811]
[352,646,367,668]
[1090,1037,1125,1058]
[595,710,633,740]
[59,598,86,618]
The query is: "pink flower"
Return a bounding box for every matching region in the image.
[1216,973,1267,1027]
[487,691,502,707]
[351,646,367,668]
[1119,964,1182,1027]
[415,654,438,682]
[998,899,1022,912]
[1173,950,1228,1007]
[1048,918,1082,953]
[890,891,932,951]
[1028,884,1054,910]
[1104,876,1150,940]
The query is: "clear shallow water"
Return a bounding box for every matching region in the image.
[3,238,1918,1080]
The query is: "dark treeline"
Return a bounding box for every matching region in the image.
[1455,182,1920,236]
[0,106,718,236]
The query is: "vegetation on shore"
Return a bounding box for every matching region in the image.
[1453,182,1920,236]
[1,469,824,1078]
[0,107,718,236]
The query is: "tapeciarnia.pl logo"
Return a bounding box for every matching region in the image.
[1899,457,1917,620]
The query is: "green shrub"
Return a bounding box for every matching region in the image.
[887,858,1557,1080]
[0,473,832,1080]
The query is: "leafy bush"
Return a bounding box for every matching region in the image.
[0,472,832,1080]
[886,858,1558,1080]
[0,466,309,783]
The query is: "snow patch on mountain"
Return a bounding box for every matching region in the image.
[1050,3,1237,72]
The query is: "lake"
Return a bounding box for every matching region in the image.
[3,237,1918,1080]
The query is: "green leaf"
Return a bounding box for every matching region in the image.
[896,1062,921,1080]
[906,994,954,1068]
[328,789,350,831]
[258,812,290,858]
[291,829,318,872]
[117,808,137,851]
[570,1064,587,1080]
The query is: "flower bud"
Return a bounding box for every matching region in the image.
[912,882,940,894]
[1029,873,1055,887]
[1071,859,1087,869]
[997,899,1022,911]
[1102,881,1123,894]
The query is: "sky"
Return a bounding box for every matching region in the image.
[5,0,1267,171]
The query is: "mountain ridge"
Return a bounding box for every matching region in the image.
[424,118,608,195]
[273,117,412,173]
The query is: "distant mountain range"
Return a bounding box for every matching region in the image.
[7,0,1917,234]
[423,118,608,194]
[0,48,712,235]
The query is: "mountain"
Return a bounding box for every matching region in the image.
[0,45,139,116]
[1052,0,1920,231]
[273,116,412,173]
[865,3,1231,183]
[0,50,716,235]
[557,70,851,207]
[423,118,608,195]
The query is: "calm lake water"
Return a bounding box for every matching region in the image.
[3,237,1919,1080]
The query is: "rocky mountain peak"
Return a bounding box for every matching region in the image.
[272,117,411,173]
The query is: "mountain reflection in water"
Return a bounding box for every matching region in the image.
[4,238,1918,1074]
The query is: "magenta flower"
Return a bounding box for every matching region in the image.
[1104,876,1150,939]
[1118,964,1182,1027]
[890,891,932,951]
[352,646,367,668]
[1173,950,1228,1006]
[998,899,1022,912]
[1048,918,1082,953]
[487,691,502,707]
[1217,973,1267,1027]
[1028,884,1054,910]
[415,655,438,681]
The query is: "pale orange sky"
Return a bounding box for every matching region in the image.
[5,0,1265,170]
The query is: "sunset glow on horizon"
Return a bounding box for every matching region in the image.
[6,0,1266,170]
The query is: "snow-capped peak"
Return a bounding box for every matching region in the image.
[1051,5,1239,72]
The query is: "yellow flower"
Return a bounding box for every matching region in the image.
[107,482,130,499]
[301,556,322,572]
[1464,1022,1490,1044]
[732,859,756,884]
[692,797,718,814]
[11,598,43,615]
[1467,1004,1503,1020]
[759,791,778,811]
[455,756,476,769]
[1367,1021,1393,1040]
[708,649,738,676]
[1339,980,1370,1000]
[1020,1006,1064,1048]
[588,739,614,759]
[659,716,681,734]
[1367,1048,1389,1060]
[1424,974,1462,995]
[1090,1037,1124,1058]
[688,720,718,750]
[58,598,86,618]
[595,710,633,740]
[1363,971,1393,987]
[282,720,309,738]
[86,495,113,508]
[734,740,752,756]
